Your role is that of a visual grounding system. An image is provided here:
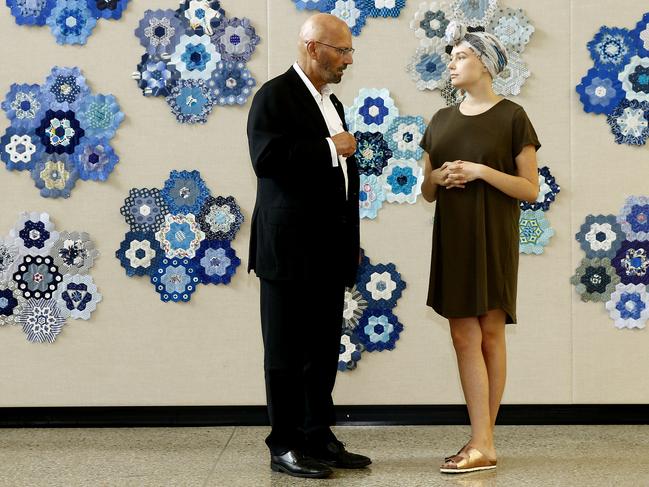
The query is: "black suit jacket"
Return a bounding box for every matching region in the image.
[246,67,360,287]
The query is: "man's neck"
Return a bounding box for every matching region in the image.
[297,60,325,93]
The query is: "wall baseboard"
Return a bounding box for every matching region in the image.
[0,405,647,428]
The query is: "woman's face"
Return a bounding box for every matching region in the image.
[448,43,488,89]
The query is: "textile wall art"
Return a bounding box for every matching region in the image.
[518,166,559,255]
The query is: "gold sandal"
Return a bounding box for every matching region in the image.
[440,446,497,474]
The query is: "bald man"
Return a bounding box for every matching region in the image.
[247,14,371,479]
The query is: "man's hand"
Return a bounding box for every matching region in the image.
[331,132,357,158]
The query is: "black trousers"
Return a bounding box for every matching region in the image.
[259,277,345,455]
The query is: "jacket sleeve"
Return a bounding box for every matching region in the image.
[247,85,332,179]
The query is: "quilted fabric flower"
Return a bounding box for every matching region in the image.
[0,280,26,326]
[293,0,335,11]
[576,68,625,115]
[31,154,79,198]
[385,115,426,160]
[410,1,450,49]
[166,79,216,124]
[451,0,498,28]
[36,109,84,155]
[178,0,225,36]
[383,159,424,204]
[42,67,89,111]
[632,12,649,57]
[618,55,649,103]
[116,232,162,277]
[169,34,222,81]
[155,214,206,259]
[342,285,368,332]
[519,209,554,255]
[55,274,102,320]
[1,83,45,129]
[213,17,260,63]
[487,7,534,54]
[347,89,399,132]
[209,61,256,106]
[197,195,243,240]
[356,309,403,352]
[50,231,98,274]
[407,47,450,91]
[329,0,367,36]
[86,0,129,20]
[135,9,183,55]
[605,283,649,329]
[151,257,201,302]
[618,196,649,241]
[0,128,44,171]
[13,255,63,300]
[354,132,392,176]
[493,52,530,97]
[611,241,649,285]
[0,237,21,282]
[6,0,55,25]
[362,0,405,18]
[73,138,119,181]
[358,174,386,219]
[338,331,364,371]
[587,27,638,73]
[10,212,59,256]
[46,0,97,45]
[195,240,240,284]
[606,99,649,145]
[357,262,406,309]
[120,188,169,233]
[575,214,625,260]
[570,257,620,303]
[520,166,560,212]
[16,298,66,343]
[162,170,211,215]
[133,55,179,98]
[76,94,124,139]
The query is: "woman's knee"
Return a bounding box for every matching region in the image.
[450,322,482,353]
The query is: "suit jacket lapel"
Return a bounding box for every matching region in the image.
[285,67,330,137]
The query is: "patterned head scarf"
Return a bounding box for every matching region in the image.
[444,21,508,79]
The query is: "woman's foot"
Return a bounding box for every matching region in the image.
[440,445,497,474]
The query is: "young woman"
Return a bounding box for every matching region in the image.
[420,21,541,474]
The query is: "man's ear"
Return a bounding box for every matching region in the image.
[305,41,318,60]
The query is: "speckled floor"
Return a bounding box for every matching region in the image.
[0,425,647,486]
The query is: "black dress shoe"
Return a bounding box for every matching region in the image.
[270,450,333,478]
[308,441,372,469]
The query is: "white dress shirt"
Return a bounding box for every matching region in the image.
[292,62,349,198]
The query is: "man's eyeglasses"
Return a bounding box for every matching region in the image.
[309,40,355,56]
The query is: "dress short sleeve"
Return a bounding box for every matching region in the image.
[419,111,438,154]
[512,107,541,158]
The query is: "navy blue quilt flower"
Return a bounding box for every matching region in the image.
[151,257,201,302]
[176,0,226,36]
[162,170,211,215]
[587,26,638,73]
[194,240,240,284]
[362,0,405,18]
[357,262,406,309]
[86,0,130,20]
[197,195,243,240]
[6,0,54,25]
[606,99,649,146]
[520,166,560,212]
[356,309,403,352]
[36,109,84,155]
[120,188,170,233]
[42,67,90,111]
[46,0,97,45]
[632,12,649,57]
[13,254,63,300]
[1,83,46,129]
[354,132,392,176]
[611,240,649,285]
[134,54,180,97]
[576,68,624,115]
[116,231,163,277]
[1,127,44,171]
[209,61,257,106]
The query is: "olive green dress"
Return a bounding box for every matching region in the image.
[420,99,540,324]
